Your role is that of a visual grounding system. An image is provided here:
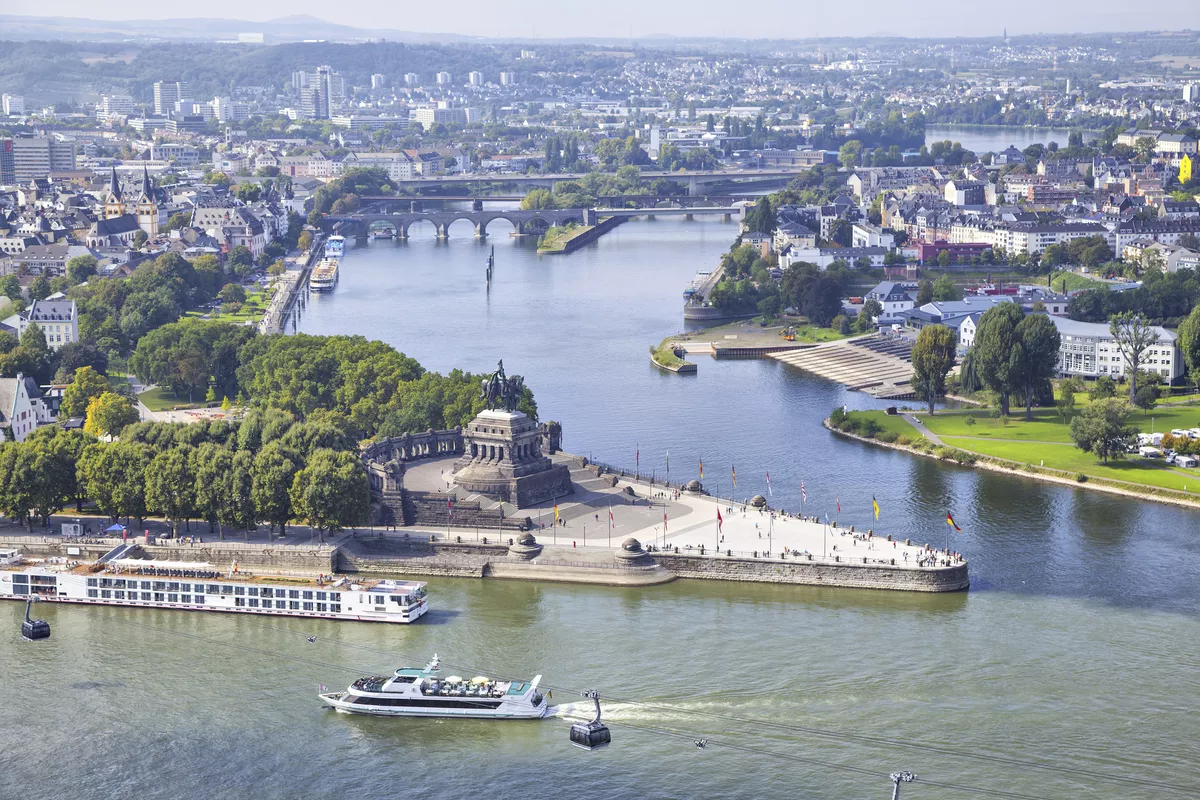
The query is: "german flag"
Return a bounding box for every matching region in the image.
[872,496,880,520]
[946,512,961,532]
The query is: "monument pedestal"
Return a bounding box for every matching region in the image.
[453,409,573,508]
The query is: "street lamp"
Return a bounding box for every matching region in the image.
[889,771,916,800]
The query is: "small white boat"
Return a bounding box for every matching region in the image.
[324,235,346,259]
[320,655,549,719]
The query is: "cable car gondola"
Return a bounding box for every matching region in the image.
[22,597,50,641]
[569,690,610,751]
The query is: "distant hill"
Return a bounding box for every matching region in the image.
[0,13,469,44]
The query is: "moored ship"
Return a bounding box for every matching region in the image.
[0,553,428,624]
[324,234,346,259]
[309,258,339,291]
[320,656,548,719]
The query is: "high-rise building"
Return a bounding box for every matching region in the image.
[153,81,189,115]
[0,139,14,185]
[99,95,136,117]
[404,72,420,87]
[500,72,517,87]
[2,94,25,116]
[211,96,252,123]
[436,72,452,86]
[11,134,76,182]
[468,71,484,87]
[291,71,309,90]
[371,73,386,89]
[298,66,345,119]
[520,50,537,59]
[1185,83,1200,104]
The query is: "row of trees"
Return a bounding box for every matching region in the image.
[128,323,538,439]
[0,412,369,539]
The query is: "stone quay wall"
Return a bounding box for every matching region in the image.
[654,552,969,592]
[140,543,337,573]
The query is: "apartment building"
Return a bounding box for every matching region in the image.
[1051,317,1182,382]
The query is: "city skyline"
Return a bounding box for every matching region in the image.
[3,4,1200,41]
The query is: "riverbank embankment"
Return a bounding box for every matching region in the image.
[825,418,1200,511]
[538,216,627,254]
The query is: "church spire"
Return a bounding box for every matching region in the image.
[109,163,122,202]
[141,163,153,201]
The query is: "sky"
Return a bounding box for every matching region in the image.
[4,1,1200,40]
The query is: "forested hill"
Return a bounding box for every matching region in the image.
[0,40,632,104]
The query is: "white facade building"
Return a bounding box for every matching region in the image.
[0,373,54,442]
[1050,317,1182,382]
[3,298,78,350]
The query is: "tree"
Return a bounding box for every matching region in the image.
[193,443,234,539]
[297,230,313,252]
[932,273,961,301]
[144,446,196,537]
[66,254,98,284]
[838,140,863,169]
[1133,382,1159,413]
[1070,397,1137,464]
[1178,305,1200,380]
[1108,313,1159,402]
[1090,375,1117,400]
[857,299,883,332]
[936,250,952,268]
[29,275,52,301]
[133,230,148,249]
[252,441,302,536]
[973,302,1025,416]
[289,449,369,541]
[916,279,934,305]
[84,392,139,438]
[744,197,776,235]
[61,366,111,419]
[229,450,257,539]
[1,274,22,301]
[228,246,254,278]
[1013,314,1062,420]
[911,324,957,413]
[1056,380,1077,421]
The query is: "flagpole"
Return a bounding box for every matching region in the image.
[608,506,611,547]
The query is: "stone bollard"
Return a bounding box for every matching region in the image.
[482,536,488,544]
[834,555,840,562]
[905,538,911,545]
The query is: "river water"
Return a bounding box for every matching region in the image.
[926,125,1096,154]
[5,218,1200,799]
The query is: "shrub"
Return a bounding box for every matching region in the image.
[1076,473,1088,482]
[951,451,977,465]
[895,435,912,446]
[876,431,899,443]
[861,419,882,438]
[829,406,849,426]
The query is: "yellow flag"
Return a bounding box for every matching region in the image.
[872,496,880,520]
[554,503,559,523]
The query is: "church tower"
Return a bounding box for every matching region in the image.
[135,164,160,237]
[103,163,125,219]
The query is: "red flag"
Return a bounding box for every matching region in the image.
[663,511,668,532]
[836,493,841,514]
[608,509,614,525]
[717,508,723,531]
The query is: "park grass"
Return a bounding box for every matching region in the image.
[939,437,1200,492]
[185,286,272,324]
[1048,270,1107,293]
[137,386,205,412]
[650,338,695,372]
[537,223,592,253]
[845,409,920,439]
[918,409,1077,443]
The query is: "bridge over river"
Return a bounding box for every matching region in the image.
[323,204,744,240]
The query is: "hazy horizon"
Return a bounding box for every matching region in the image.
[4,4,1200,41]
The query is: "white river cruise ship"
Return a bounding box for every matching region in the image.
[0,552,428,624]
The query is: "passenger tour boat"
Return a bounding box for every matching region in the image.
[320,656,549,719]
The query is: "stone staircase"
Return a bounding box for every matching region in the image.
[404,490,526,531]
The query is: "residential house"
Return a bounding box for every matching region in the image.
[0,373,54,442]
[2,297,77,350]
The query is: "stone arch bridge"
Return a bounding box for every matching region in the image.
[323,208,591,240]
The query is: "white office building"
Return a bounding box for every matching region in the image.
[1051,317,1182,382]
[2,94,25,116]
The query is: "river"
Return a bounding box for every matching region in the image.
[926,124,1097,154]
[5,218,1199,799]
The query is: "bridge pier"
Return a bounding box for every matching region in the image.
[685,213,694,222]
[687,176,699,196]
[723,213,732,223]
[435,222,449,240]
[475,221,487,239]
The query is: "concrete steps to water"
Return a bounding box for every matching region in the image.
[771,336,915,398]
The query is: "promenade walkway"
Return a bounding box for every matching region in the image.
[404,456,961,569]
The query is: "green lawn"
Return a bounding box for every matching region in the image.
[940,437,1200,492]
[186,286,272,324]
[537,223,591,253]
[137,386,207,412]
[848,410,920,438]
[1047,270,1107,292]
[918,409,1076,443]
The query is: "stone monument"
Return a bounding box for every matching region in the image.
[453,360,573,508]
